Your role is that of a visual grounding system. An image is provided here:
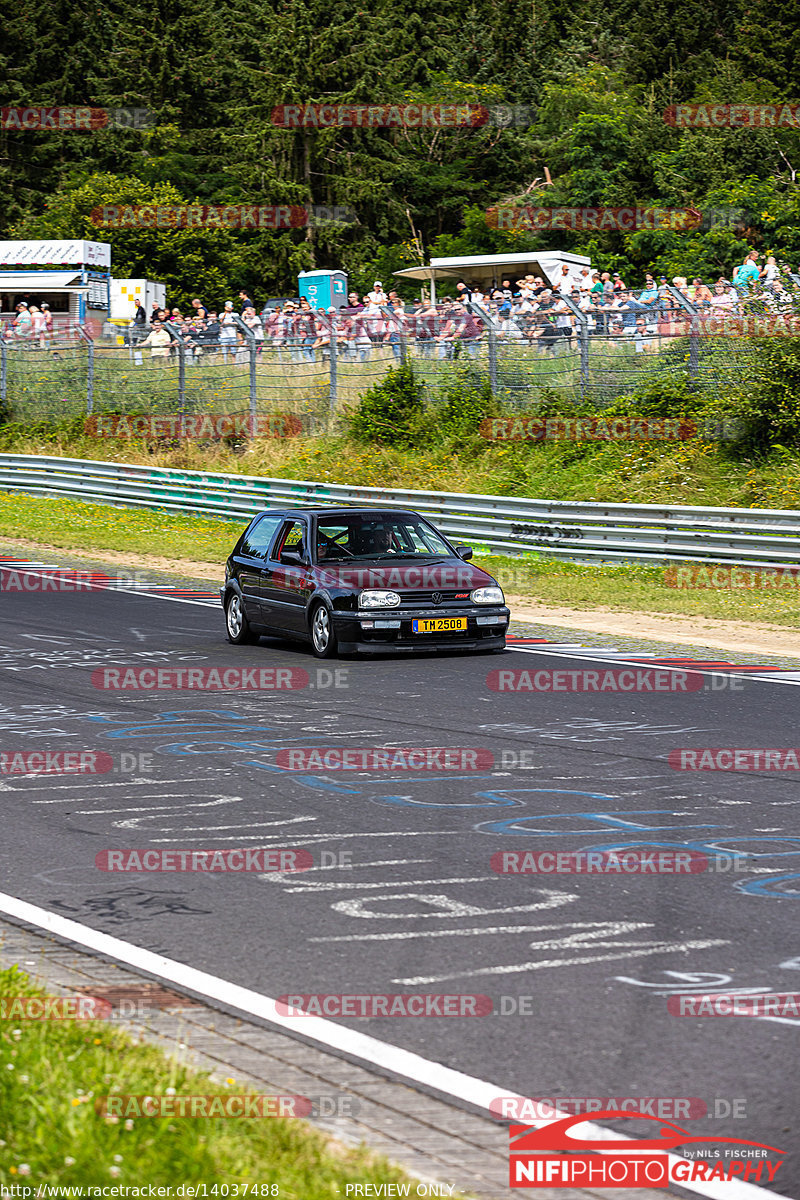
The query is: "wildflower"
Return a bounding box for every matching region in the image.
[109,1167,121,1178]
[17,1166,31,1177]
[65,1157,76,1166]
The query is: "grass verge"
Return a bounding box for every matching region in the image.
[0,965,414,1192]
[1,492,798,629]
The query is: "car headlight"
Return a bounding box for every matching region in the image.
[471,586,504,605]
[359,589,401,608]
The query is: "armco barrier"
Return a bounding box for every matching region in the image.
[0,453,799,567]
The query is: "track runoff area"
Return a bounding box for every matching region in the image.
[0,559,798,1198]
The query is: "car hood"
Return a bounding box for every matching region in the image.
[315,559,499,592]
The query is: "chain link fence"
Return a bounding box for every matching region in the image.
[0,289,781,432]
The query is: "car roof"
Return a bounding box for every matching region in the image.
[253,507,422,519]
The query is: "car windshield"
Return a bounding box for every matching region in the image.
[315,516,452,561]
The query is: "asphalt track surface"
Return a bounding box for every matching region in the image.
[1,575,798,1196]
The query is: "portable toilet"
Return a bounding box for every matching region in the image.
[298,269,348,311]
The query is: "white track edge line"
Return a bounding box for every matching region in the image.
[508,644,800,687]
[0,892,778,1200]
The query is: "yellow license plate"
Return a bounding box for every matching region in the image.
[412,617,468,634]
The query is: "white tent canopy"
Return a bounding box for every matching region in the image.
[394,250,592,303]
[0,271,89,291]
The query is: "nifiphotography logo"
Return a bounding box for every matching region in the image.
[508,1110,784,1188]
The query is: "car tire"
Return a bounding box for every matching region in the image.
[310,602,338,658]
[225,591,258,644]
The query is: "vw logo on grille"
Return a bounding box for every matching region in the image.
[431,591,443,606]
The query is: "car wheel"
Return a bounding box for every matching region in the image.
[225,592,257,644]
[310,602,338,658]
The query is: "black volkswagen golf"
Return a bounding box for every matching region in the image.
[220,506,509,657]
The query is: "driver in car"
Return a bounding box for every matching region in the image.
[372,527,394,553]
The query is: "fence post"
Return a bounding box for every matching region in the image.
[328,313,338,413]
[665,284,699,382]
[380,305,408,366]
[0,340,6,408]
[163,320,186,433]
[231,314,258,434]
[77,324,94,414]
[467,302,499,395]
[557,295,589,398]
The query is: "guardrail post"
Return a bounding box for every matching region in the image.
[0,340,6,407]
[77,324,95,414]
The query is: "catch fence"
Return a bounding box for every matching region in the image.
[0,291,777,429]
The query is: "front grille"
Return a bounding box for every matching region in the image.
[397,590,470,607]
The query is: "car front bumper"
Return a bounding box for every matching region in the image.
[332,605,509,653]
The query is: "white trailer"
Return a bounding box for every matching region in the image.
[109,278,167,321]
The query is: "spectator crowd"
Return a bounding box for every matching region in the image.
[6,251,800,362]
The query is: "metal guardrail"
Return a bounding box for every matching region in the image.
[1,453,799,568]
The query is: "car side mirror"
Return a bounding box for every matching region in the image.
[280,548,305,566]
[455,544,473,561]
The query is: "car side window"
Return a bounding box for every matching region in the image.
[239,514,283,558]
[274,520,308,562]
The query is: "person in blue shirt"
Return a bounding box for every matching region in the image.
[621,275,659,325]
[732,251,760,291]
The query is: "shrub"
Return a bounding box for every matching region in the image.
[347,364,424,446]
[721,337,800,457]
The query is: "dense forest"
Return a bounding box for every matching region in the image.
[2,0,800,304]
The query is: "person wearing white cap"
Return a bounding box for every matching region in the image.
[365,280,385,305]
[219,300,237,363]
[13,302,32,341]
